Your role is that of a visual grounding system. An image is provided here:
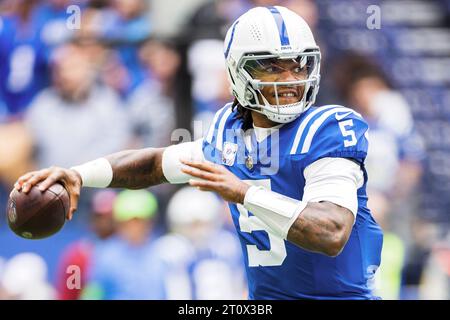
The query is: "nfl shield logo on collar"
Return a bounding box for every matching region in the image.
[222,142,238,166]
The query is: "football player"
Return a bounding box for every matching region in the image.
[15,6,383,299]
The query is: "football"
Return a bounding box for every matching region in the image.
[7,183,69,239]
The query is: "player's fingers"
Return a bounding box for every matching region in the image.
[17,171,37,183]
[68,203,77,221]
[37,172,62,192]
[67,208,76,221]
[67,187,80,221]
[15,172,38,190]
[180,159,220,173]
[181,166,218,181]
[188,179,217,191]
[21,170,51,193]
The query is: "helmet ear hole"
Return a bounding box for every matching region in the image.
[245,90,254,101]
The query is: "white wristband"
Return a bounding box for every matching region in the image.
[71,158,113,188]
[243,186,307,239]
[162,139,205,184]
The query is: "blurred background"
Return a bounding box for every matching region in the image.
[0,0,449,300]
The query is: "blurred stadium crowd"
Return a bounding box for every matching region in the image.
[0,0,449,300]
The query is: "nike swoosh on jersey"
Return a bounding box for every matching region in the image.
[335,111,353,121]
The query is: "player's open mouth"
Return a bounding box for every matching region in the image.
[271,89,300,103]
[273,90,298,97]
[276,92,297,98]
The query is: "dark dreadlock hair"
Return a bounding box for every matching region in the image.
[232,98,253,131]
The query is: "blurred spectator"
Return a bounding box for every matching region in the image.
[333,52,426,299]
[35,0,84,54]
[155,187,246,300]
[127,38,178,148]
[183,0,247,128]
[368,191,405,300]
[0,121,34,188]
[420,234,450,299]
[184,0,246,42]
[0,253,55,299]
[72,4,135,98]
[0,120,33,231]
[0,117,34,223]
[400,217,439,299]
[187,39,232,124]
[72,5,103,42]
[24,41,131,168]
[82,190,166,300]
[99,49,133,98]
[0,0,50,118]
[333,52,425,200]
[102,0,151,44]
[55,190,117,300]
[98,0,152,94]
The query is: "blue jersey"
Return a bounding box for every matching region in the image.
[202,103,383,300]
[0,14,50,116]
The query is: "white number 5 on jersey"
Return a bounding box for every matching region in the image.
[338,119,357,147]
[237,179,287,267]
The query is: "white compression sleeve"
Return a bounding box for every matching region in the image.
[71,158,113,188]
[243,157,364,238]
[303,157,364,219]
[162,139,205,184]
[243,186,307,239]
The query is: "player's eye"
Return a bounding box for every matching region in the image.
[293,66,307,74]
[264,65,283,73]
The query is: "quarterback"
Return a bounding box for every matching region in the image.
[15,6,383,299]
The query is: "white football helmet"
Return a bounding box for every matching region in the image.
[224,6,321,123]
[167,187,223,228]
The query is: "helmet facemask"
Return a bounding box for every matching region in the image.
[236,50,321,123]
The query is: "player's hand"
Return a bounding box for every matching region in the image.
[180,159,250,204]
[14,167,82,220]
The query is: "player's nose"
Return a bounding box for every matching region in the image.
[280,69,299,82]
